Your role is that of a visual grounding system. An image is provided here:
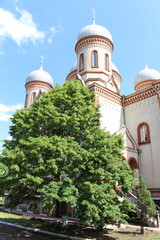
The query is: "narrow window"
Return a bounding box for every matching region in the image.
[92,50,98,68]
[137,122,150,144]
[105,54,109,70]
[79,53,84,71]
[25,94,28,108]
[140,125,148,142]
[32,92,36,104]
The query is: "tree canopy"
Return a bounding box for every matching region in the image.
[0,81,135,229]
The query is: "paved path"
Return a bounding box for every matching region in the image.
[106,223,160,232]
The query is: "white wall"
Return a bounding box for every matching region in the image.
[99,95,123,133]
[125,95,160,188]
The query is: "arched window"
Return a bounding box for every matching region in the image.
[92,50,98,68]
[105,54,109,71]
[128,158,139,170]
[31,92,36,104]
[79,53,84,71]
[25,94,28,108]
[137,122,150,144]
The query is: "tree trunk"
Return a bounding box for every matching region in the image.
[55,201,61,218]
[140,224,144,234]
[61,202,68,227]
[140,210,145,234]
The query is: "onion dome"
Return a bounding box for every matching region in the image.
[66,62,77,82]
[26,65,53,87]
[77,23,113,43]
[135,64,160,91]
[111,62,122,92]
[112,62,120,74]
[69,62,77,73]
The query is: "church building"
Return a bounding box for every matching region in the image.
[24,17,160,207]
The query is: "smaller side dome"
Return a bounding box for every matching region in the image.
[135,64,160,91]
[66,62,77,82]
[69,62,77,73]
[111,62,122,93]
[112,62,120,74]
[26,65,53,87]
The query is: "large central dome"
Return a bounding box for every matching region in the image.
[77,23,113,43]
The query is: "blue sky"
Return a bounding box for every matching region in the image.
[0,0,160,147]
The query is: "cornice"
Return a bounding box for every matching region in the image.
[81,70,111,77]
[123,147,138,154]
[25,81,52,90]
[75,36,114,53]
[124,81,160,106]
[89,81,160,106]
[88,82,122,105]
[135,79,154,91]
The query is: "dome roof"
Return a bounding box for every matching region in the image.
[77,23,113,43]
[69,62,77,73]
[112,62,120,74]
[135,65,160,89]
[26,65,53,87]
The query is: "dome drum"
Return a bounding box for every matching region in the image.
[75,35,114,53]
[135,80,156,92]
[25,80,52,91]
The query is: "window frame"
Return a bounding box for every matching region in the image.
[25,94,28,108]
[79,53,84,72]
[137,122,150,145]
[91,50,98,68]
[31,92,36,104]
[105,53,109,71]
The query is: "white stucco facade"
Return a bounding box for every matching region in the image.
[125,89,160,191]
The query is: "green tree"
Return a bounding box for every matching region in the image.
[137,175,156,234]
[0,81,135,229]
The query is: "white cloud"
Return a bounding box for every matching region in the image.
[47,25,63,44]
[48,38,53,44]
[0,113,12,122]
[0,103,23,122]
[0,7,45,46]
[6,136,13,141]
[50,26,56,34]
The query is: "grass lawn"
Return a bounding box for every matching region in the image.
[0,210,160,240]
[0,210,45,229]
